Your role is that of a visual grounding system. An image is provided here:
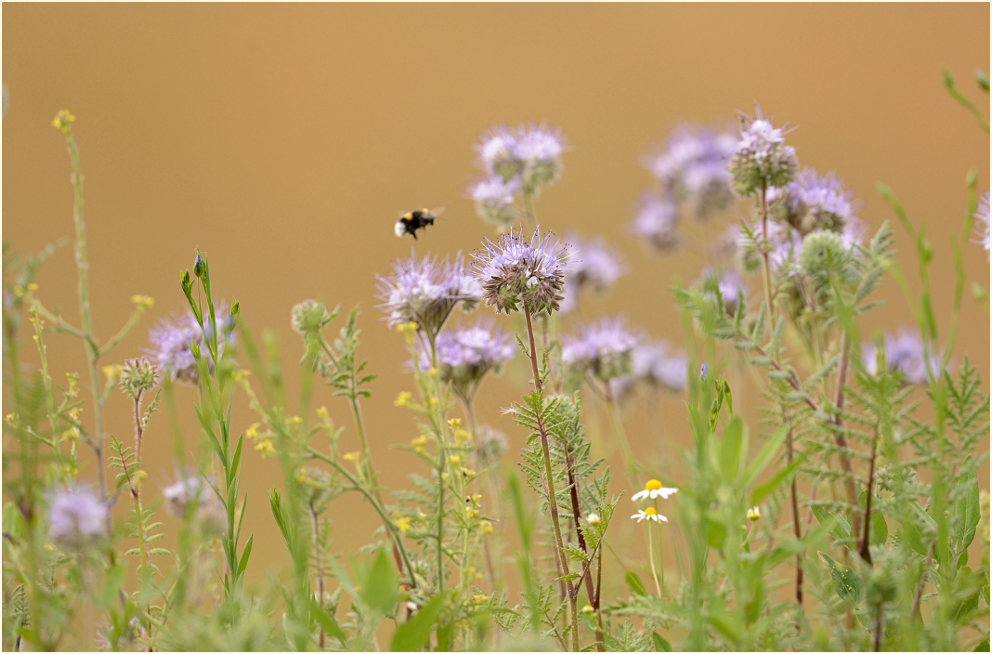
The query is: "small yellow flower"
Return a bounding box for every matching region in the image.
[254,439,275,458]
[316,406,329,421]
[747,506,761,522]
[394,391,412,407]
[447,418,462,430]
[102,364,124,384]
[232,369,252,383]
[288,415,303,427]
[395,516,412,533]
[481,522,494,534]
[581,604,594,614]
[395,321,419,335]
[65,372,80,398]
[465,505,479,519]
[472,593,490,603]
[448,455,461,466]
[342,451,360,462]
[428,396,438,407]
[27,283,38,292]
[244,422,261,440]
[427,367,439,377]
[43,543,55,552]
[51,109,76,134]
[441,472,449,481]
[130,294,155,311]
[411,434,428,451]
[5,413,17,426]
[462,467,476,477]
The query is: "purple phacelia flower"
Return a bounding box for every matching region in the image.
[644,124,737,220]
[773,168,857,235]
[162,475,225,532]
[472,227,570,316]
[147,308,234,383]
[48,487,107,547]
[562,317,642,384]
[559,234,625,314]
[632,194,680,253]
[728,111,798,197]
[469,175,520,228]
[699,267,746,316]
[973,191,990,258]
[419,321,515,401]
[376,254,481,342]
[608,340,687,399]
[862,330,941,385]
[475,124,566,195]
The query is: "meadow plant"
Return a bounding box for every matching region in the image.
[2,71,989,653]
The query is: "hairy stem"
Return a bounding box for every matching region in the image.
[310,505,325,650]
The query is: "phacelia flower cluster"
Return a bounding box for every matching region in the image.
[631,194,680,253]
[162,475,225,532]
[643,124,737,220]
[974,191,990,258]
[376,254,482,341]
[774,168,857,235]
[48,487,107,548]
[147,308,233,383]
[118,357,162,400]
[862,330,941,385]
[419,321,515,401]
[559,234,626,314]
[609,340,688,399]
[469,124,566,227]
[472,228,571,316]
[728,113,798,197]
[561,317,642,385]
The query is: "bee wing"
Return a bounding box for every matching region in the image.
[429,206,446,218]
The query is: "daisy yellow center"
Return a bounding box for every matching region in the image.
[644,507,657,516]
[645,479,663,491]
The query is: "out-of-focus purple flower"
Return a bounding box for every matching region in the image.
[632,194,680,253]
[862,330,941,385]
[162,475,225,532]
[562,317,642,384]
[147,307,233,383]
[773,168,856,234]
[559,234,625,315]
[728,112,798,197]
[475,124,566,195]
[699,267,746,315]
[973,191,990,258]
[644,124,737,220]
[737,220,803,272]
[48,488,107,547]
[419,321,515,400]
[376,254,481,341]
[609,341,687,399]
[469,175,520,228]
[472,227,570,316]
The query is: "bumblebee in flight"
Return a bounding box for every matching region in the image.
[394,208,442,240]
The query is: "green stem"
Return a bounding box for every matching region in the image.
[61,127,108,512]
[646,524,662,597]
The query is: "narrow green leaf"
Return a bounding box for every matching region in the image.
[310,598,348,644]
[360,549,399,617]
[236,535,254,578]
[625,571,648,596]
[390,593,447,652]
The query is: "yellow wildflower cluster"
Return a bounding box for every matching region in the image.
[103,364,124,385]
[411,434,428,452]
[394,516,412,533]
[316,406,329,421]
[51,109,76,135]
[65,372,80,399]
[130,295,155,312]
[394,391,412,408]
[232,369,252,383]
[62,406,82,441]
[342,451,361,462]
[395,321,419,335]
[254,439,275,458]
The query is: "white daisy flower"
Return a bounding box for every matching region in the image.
[747,506,761,521]
[631,478,679,502]
[631,507,668,523]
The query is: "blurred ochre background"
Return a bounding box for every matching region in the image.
[3,3,989,589]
